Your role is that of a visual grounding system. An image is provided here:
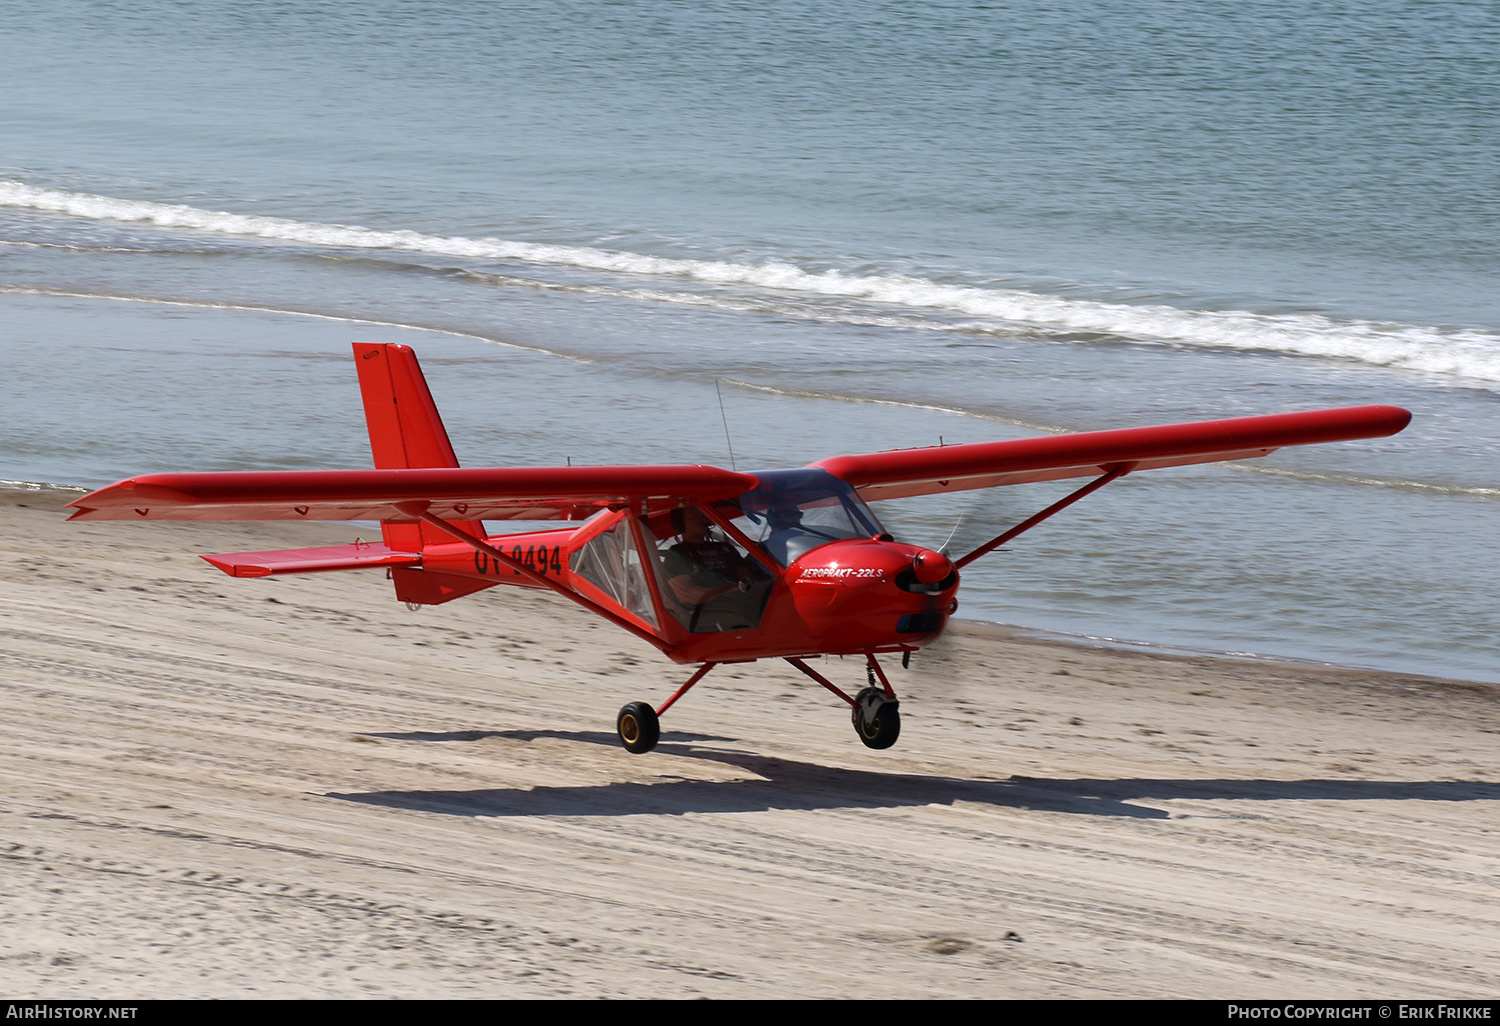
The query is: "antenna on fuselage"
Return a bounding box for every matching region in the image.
[715,379,738,472]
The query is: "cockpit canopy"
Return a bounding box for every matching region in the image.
[573,469,892,639]
[724,468,887,566]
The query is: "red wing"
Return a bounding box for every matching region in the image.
[810,405,1411,502]
[67,465,759,522]
[68,407,1412,521]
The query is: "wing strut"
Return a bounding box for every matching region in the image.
[395,502,673,655]
[953,462,1137,570]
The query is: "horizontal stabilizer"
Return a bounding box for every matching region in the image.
[201,542,421,578]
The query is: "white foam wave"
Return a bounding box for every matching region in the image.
[7,180,1500,383]
[461,269,1022,339]
[0,478,86,494]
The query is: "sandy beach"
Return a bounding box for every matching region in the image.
[1,483,1496,998]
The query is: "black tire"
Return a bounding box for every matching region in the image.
[616,701,660,754]
[851,688,901,750]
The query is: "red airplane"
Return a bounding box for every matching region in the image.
[68,343,1411,754]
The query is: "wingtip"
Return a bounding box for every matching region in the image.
[201,554,272,578]
[1347,404,1413,438]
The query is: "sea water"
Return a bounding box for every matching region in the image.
[2,1,1496,681]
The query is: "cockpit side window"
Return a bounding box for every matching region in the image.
[572,515,660,629]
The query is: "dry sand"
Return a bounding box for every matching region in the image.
[1,485,1497,998]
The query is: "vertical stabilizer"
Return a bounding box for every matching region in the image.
[353,343,486,548]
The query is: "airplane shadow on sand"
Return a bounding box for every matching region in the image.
[331,732,1500,819]
[365,728,737,746]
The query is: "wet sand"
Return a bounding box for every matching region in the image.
[2,485,1497,998]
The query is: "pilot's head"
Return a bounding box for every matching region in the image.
[672,505,712,541]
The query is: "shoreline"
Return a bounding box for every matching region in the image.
[2,483,1498,996]
[10,481,1489,692]
[4,283,1493,687]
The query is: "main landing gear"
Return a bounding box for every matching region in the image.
[615,701,660,755]
[613,654,905,754]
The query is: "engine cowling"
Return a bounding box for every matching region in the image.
[786,537,960,653]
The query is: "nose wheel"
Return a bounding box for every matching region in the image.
[787,656,905,751]
[616,701,660,754]
[851,686,901,750]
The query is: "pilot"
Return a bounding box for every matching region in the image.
[663,506,763,630]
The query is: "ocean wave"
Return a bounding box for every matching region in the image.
[1231,464,1500,499]
[718,378,1066,434]
[7,180,1500,383]
[1,286,1476,500]
[0,285,594,363]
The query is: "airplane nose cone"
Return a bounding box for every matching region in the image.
[910,549,953,585]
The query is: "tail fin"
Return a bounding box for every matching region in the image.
[353,342,486,548]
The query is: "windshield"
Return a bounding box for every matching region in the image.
[719,468,886,566]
